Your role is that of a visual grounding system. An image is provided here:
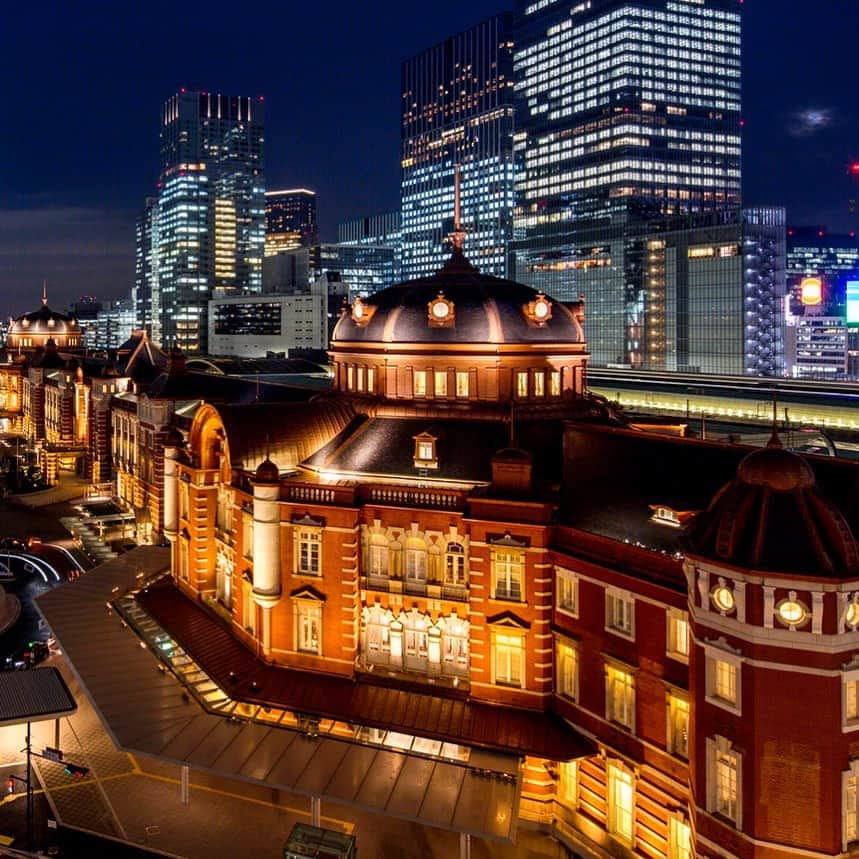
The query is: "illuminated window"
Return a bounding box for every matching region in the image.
[556,640,577,701]
[776,593,808,628]
[845,676,859,725]
[367,367,375,392]
[605,662,635,730]
[557,568,578,616]
[413,370,427,397]
[707,736,740,827]
[242,581,255,635]
[403,611,429,672]
[434,370,448,397]
[364,604,391,666]
[707,653,740,712]
[455,371,469,397]
[607,762,635,843]
[441,614,469,677]
[516,370,528,398]
[356,365,365,392]
[346,365,354,390]
[711,581,735,613]
[606,590,634,638]
[413,433,437,469]
[559,761,577,808]
[550,370,561,397]
[667,692,690,759]
[404,539,427,589]
[241,513,253,560]
[444,542,466,588]
[667,608,690,662]
[295,528,321,576]
[367,539,389,579]
[844,760,859,845]
[668,816,692,859]
[492,549,523,601]
[533,370,545,397]
[493,631,524,688]
[296,600,321,654]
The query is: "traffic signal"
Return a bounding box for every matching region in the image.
[62,763,88,779]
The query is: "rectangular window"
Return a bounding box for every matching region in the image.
[556,640,577,701]
[346,365,354,390]
[494,632,523,688]
[845,769,858,843]
[714,748,738,822]
[296,602,321,654]
[413,370,427,397]
[667,609,690,662]
[712,659,738,706]
[606,663,635,730]
[242,514,253,560]
[550,370,561,397]
[492,550,523,602]
[356,365,365,392]
[434,370,447,397]
[607,763,634,842]
[847,678,859,722]
[667,693,690,759]
[533,370,545,397]
[606,591,634,638]
[668,817,692,859]
[516,371,529,398]
[557,569,578,616]
[296,529,321,576]
[559,761,577,808]
[405,548,427,584]
[368,544,388,577]
[455,371,469,397]
[367,367,375,392]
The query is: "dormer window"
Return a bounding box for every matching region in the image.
[413,432,438,469]
[651,505,680,527]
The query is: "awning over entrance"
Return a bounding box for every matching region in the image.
[0,666,76,727]
[35,549,528,842]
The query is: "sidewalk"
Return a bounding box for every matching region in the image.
[9,477,90,510]
[1,658,562,859]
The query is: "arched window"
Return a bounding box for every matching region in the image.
[367,534,389,581]
[364,605,392,667]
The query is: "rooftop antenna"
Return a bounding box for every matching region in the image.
[41,280,48,307]
[451,163,466,252]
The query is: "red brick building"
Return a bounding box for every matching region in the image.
[159,248,859,857]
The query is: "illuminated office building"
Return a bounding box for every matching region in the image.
[338,211,402,284]
[140,91,265,354]
[513,0,742,366]
[787,227,859,282]
[265,189,318,256]
[401,14,515,279]
[134,197,156,334]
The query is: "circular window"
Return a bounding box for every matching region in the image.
[711,585,735,613]
[431,300,449,319]
[777,598,807,626]
[846,602,859,628]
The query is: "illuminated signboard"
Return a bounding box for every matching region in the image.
[800,277,823,306]
[847,280,859,325]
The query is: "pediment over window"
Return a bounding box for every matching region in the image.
[488,531,529,549]
[292,513,325,528]
[487,611,530,630]
[290,585,326,602]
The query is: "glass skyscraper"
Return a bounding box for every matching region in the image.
[513,0,742,366]
[138,91,265,353]
[401,14,516,279]
[265,189,318,256]
[337,211,402,285]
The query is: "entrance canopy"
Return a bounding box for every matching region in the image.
[0,667,76,727]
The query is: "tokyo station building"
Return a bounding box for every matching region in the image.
[133,246,859,857]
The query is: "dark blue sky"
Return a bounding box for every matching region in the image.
[0,1,856,314]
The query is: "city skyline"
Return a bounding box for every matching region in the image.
[0,1,856,313]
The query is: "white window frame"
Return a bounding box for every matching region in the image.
[413,370,427,397]
[843,759,859,850]
[492,549,524,602]
[666,607,690,663]
[706,735,742,829]
[555,638,578,701]
[667,690,690,759]
[607,760,635,844]
[455,370,469,398]
[433,370,447,398]
[844,669,859,731]
[705,646,742,715]
[556,568,579,617]
[558,761,577,809]
[295,600,321,655]
[295,527,322,576]
[492,630,525,689]
[605,588,635,639]
[444,542,467,588]
[605,661,636,731]
[668,814,693,859]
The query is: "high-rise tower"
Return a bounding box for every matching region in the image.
[265,189,318,256]
[140,91,265,353]
[513,0,742,366]
[401,14,515,280]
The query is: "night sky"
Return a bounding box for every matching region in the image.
[0,1,856,314]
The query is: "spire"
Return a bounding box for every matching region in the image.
[768,389,783,449]
[41,281,48,307]
[450,163,466,252]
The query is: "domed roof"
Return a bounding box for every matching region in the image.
[254,457,280,484]
[331,249,584,346]
[9,292,80,338]
[689,436,859,577]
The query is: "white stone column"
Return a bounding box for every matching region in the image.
[163,446,179,540]
[252,464,282,657]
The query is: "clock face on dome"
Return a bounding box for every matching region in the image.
[432,301,449,319]
[427,294,455,327]
[534,298,550,319]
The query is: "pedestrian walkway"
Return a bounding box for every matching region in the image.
[10,477,90,510]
